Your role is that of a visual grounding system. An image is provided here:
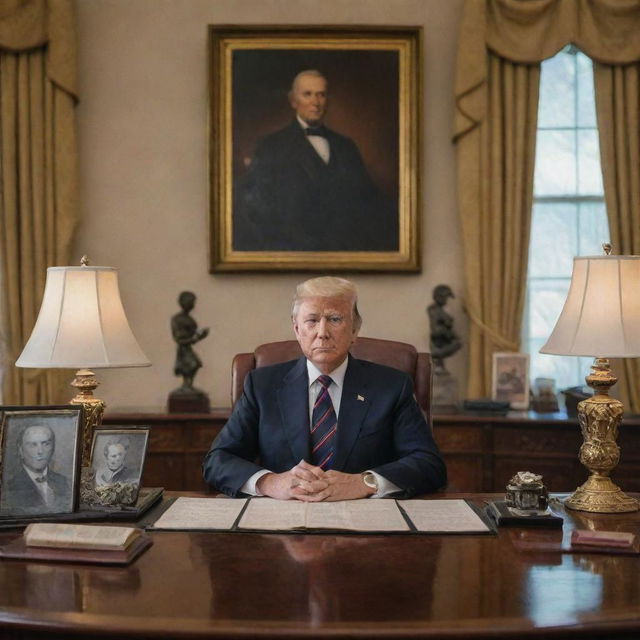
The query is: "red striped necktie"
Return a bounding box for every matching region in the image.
[310,375,337,470]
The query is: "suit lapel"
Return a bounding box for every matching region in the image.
[286,121,330,183]
[333,357,371,470]
[277,357,312,464]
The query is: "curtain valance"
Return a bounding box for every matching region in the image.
[0,0,76,98]
[456,0,640,140]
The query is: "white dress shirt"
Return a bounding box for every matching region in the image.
[298,116,330,164]
[241,357,400,498]
[24,465,55,506]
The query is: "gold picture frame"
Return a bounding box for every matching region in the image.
[209,26,422,272]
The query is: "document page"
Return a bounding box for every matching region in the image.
[152,497,247,530]
[304,499,410,532]
[238,498,307,531]
[238,498,410,532]
[399,499,490,533]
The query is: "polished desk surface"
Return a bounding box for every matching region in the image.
[1,493,640,639]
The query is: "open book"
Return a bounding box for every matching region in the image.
[24,523,143,550]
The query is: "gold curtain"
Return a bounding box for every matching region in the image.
[457,53,539,397]
[594,62,640,412]
[455,0,640,398]
[0,0,79,404]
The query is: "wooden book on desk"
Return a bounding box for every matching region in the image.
[0,523,153,565]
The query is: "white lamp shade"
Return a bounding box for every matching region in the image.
[540,255,640,358]
[15,266,151,369]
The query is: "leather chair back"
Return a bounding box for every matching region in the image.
[231,337,432,423]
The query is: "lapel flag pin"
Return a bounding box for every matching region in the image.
[357,394,365,402]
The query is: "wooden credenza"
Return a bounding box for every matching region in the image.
[103,409,640,494]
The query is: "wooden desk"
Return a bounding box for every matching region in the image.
[1,493,640,639]
[103,410,640,494]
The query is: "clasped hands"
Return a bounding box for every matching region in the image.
[256,460,375,502]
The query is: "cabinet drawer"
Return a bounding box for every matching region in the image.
[433,426,483,452]
[493,426,579,455]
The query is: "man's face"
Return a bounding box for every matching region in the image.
[289,75,327,126]
[20,426,54,473]
[293,296,357,374]
[106,444,126,471]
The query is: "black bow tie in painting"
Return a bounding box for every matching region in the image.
[305,126,329,138]
[35,475,47,483]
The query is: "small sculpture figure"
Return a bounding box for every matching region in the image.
[171,291,209,390]
[427,284,462,372]
[168,291,210,413]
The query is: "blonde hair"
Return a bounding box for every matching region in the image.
[292,276,362,331]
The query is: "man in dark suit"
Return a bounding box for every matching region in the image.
[203,277,446,501]
[2,425,71,514]
[233,70,398,252]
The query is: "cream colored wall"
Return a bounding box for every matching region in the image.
[74,0,466,411]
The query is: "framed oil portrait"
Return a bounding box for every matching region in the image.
[492,353,531,411]
[90,428,149,504]
[0,406,83,518]
[209,26,422,272]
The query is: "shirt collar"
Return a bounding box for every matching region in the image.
[306,356,349,389]
[24,465,48,482]
[297,115,325,131]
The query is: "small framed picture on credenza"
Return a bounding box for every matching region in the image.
[492,352,530,410]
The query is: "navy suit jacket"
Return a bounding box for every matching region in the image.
[2,465,71,514]
[203,356,446,498]
[233,120,398,252]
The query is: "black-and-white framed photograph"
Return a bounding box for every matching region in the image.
[492,353,530,410]
[209,25,421,272]
[0,406,83,518]
[90,428,149,502]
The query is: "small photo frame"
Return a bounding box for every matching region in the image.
[0,406,83,518]
[90,428,149,503]
[492,353,530,410]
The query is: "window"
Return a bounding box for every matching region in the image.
[524,46,609,393]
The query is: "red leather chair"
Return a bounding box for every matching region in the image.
[231,337,433,424]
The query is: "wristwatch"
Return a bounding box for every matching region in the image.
[362,471,378,494]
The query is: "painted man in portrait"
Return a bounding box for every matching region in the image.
[233,69,398,252]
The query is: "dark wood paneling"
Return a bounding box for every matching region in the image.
[104,409,640,493]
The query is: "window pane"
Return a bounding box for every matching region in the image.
[577,51,596,128]
[538,51,575,128]
[529,343,583,393]
[577,130,604,195]
[578,202,609,255]
[528,279,570,339]
[526,49,609,395]
[528,203,577,277]
[530,335,591,394]
[534,130,576,195]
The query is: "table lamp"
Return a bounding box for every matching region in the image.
[15,256,151,467]
[540,245,640,513]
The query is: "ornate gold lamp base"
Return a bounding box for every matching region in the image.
[565,358,639,514]
[565,475,639,512]
[69,368,106,468]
